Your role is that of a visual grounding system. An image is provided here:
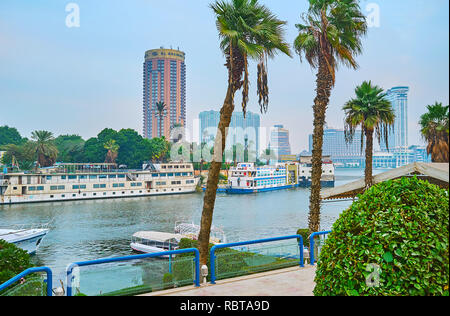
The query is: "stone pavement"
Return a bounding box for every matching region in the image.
[140,266,316,296]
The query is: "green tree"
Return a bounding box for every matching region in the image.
[1,142,35,170]
[155,101,167,138]
[83,129,118,163]
[104,139,119,164]
[198,0,291,265]
[343,81,395,188]
[148,137,170,163]
[294,0,367,233]
[30,130,58,168]
[54,135,85,163]
[0,126,26,147]
[419,102,449,163]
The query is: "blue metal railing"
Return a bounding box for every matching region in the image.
[0,267,53,296]
[309,231,331,265]
[210,235,304,284]
[66,248,200,296]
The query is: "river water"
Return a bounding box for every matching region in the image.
[0,168,383,290]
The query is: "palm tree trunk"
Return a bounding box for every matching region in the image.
[198,83,235,265]
[364,128,374,188]
[159,116,162,138]
[308,58,333,234]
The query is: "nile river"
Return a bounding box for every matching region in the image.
[0,168,384,289]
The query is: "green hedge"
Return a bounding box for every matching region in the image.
[0,240,38,296]
[314,177,449,296]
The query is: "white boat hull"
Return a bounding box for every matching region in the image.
[0,185,197,205]
[0,229,49,254]
[130,242,177,258]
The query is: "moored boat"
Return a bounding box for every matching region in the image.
[0,162,199,205]
[0,224,49,254]
[225,160,335,194]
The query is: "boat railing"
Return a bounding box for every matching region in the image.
[0,221,53,232]
[209,234,304,284]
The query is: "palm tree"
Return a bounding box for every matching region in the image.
[419,102,449,163]
[343,81,395,188]
[155,101,166,138]
[198,0,291,264]
[104,139,119,164]
[31,130,58,167]
[294,0,367,233]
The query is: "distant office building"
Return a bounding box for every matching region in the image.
[143,48,186,139]
[270,125,291,159]
[309,127,365,167]
[408,145,431,163]
[199,110,260,159]
[373,151,397,169]
[380,86,409,167]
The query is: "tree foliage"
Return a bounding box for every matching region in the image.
[0,126,26,147]
[419,102,449,163]
[0,240,33,285]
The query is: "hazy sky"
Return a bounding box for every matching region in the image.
[0,0,448,153]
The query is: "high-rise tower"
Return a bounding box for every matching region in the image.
[143,48,186,139]
[380,86,409,166]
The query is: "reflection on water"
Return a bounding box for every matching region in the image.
[0,168,379,286]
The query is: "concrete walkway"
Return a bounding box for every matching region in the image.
[140,266,316,296]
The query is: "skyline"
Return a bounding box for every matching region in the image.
[0,0,449,154]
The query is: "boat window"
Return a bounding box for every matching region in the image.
[89,175,97,179]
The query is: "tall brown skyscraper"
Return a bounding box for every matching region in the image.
[143,48,186,139]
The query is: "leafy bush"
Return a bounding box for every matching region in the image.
[0,240,33,284]
[314,177,449,296]
[296,228,310,248]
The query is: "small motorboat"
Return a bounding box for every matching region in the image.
[0,224,49,254]
[130,231,183,257]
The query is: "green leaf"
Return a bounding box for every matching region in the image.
[383,252,393,263]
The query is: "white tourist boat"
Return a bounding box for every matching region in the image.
[130,223,227,257]
[226,158,335,194]
[0,224,49,254]
[130,231,184,257]
[0,162,199,205]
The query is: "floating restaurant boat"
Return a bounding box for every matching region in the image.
[226,158,335,194]
[0,162,199,205]
[0,224,49,254]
